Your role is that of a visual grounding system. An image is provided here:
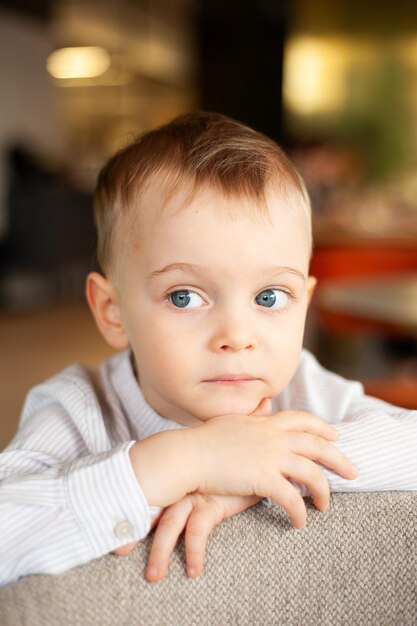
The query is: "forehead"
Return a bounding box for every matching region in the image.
[118,184,311,278]
[139,179,307,230]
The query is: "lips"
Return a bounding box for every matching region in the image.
[204,373,259,383]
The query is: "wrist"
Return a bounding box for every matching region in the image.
[129,428,198,508]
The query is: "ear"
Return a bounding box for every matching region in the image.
[306,276,317,306]
[86,272,130,350]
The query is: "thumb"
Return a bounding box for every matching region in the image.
[251,397,272,416]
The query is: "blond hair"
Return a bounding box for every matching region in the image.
[93,111,311,274]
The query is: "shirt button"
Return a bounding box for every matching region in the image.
[114,520,134,540]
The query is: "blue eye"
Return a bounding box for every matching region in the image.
[255,289,289,310]
[169,290,205,309]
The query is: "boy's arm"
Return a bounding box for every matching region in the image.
[0,416,152,587]
[0,406,199,588]
[0,365,195,589]
[280,350,417,495]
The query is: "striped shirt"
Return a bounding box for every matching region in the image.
[0,349,416,587]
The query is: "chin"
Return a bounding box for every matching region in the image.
[197,397,261,420]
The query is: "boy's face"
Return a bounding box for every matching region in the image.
[113,185,315,426]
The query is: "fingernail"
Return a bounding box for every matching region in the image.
[147,565,158,578]
[187,566,197,577]
[351,465,360,477]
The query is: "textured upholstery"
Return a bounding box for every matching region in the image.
[1,493,416,626]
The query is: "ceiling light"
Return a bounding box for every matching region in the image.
[47,46,111,79]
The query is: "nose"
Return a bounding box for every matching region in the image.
[209,314,257,353]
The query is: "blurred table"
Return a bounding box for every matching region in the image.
[317,273,417,334]
[316,273,417,408]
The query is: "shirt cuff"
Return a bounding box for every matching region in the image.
[65,441,151,557]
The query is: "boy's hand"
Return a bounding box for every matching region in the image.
[192,408,358,530]
[113,398,270,562]
[143,397,271,581]
[115,399,359,571]
[111,494,262,579]
[145,492,262,582]
[129,401,359,535]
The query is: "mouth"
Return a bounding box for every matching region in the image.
[203,374,260,384]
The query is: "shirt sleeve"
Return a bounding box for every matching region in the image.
[0,401,152,587]
[273,349,417,498]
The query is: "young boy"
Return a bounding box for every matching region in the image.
[1,112,416,588]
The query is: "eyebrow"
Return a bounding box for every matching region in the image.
[148,262,306,283]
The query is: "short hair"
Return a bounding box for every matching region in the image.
[93,111,311,274]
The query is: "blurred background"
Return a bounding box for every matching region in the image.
[1,0,417,449]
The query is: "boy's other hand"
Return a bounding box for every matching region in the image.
[145,492,262,582]
[112,493,256,573]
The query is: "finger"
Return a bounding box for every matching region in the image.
[112,541,139,557]
[145,498,193,582]
[274,411,339,441]
[184,500,224,578]
[252,397,272,417]
[288,432,359,480]
[266,475,308,529]
[283,453,331,512]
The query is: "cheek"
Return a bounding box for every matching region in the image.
[265,308,308,384]
[268,305,307,348]
[133,316,195,377]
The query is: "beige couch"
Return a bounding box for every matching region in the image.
[1,492,416,626]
